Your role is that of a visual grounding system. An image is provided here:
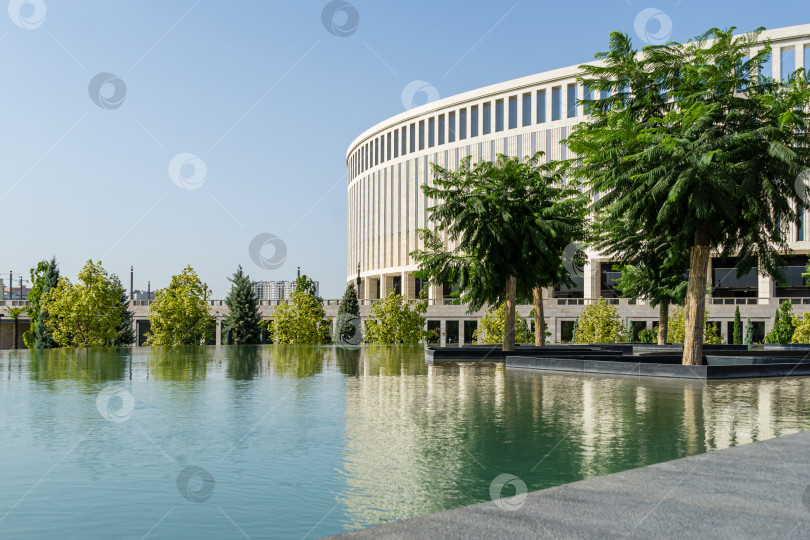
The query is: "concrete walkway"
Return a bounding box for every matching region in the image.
[332,430,810,539]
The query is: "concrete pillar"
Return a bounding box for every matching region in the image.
[583,259,600,300]
[380,274,394,296]
[428,283,443,305]
[459,320,465,346]
[364,277,378,301]
[215,319,222,346]
[758,274,775,305]
[401,271,415,300]
[440,319,447,346]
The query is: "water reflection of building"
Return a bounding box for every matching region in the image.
[337,350,810,530]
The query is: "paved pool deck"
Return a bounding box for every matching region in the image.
[331,430,810,539]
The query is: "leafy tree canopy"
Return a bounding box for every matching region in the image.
[42,260,127,348]
[146,265,214,346]
[364,291,427,344]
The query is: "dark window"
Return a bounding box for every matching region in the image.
[410,124,416,153]
[483,102,491,135]
[508,96,517,129]
[567,84,578,118]
[537,90,547,123]
[471,106,479,137]
[438,115,445,145]
[394,130,399,158]
[427,320,440,343]
[464,320,478,344]
[445,320,459,344]
[448,112,455,143]
[428,118,435,148]
[551,87,562,121]
[419,121,425,150]
[522,93,532,126]
[495,100,504,132]
[459,109,467,140]
[560,321,576,342]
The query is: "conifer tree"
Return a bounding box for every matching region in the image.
[223,265,263,345]
[107,276,135,346]
[733,306,742,345]
[744,317,754,346]
[25,257,60,349]
[334,283,361,344]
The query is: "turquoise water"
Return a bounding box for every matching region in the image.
[1,345,809,539]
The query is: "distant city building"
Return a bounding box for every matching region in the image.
[6,285,31,300]
[132,290,156,301]
[253,280,318,301]
[0,279,4,300]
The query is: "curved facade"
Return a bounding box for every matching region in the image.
[347,24,810,342]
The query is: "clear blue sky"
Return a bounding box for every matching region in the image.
[1,0,806,298]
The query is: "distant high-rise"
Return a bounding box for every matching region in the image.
[253,280,318,301]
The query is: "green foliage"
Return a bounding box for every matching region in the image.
[572,298,624,344]
[744,317,754,346]
[107,275,135,347]
[334,283,361,343]
[764,301,794,344]
[364,291,427,344]
[667,306,723,344]
[272,274,329,344]
[637,328,658,344]
[568,28,810,362]
[791,313,810,343]
[146,265,214,346]
[410,153,587,350]
[25,257,60,349]
[733,306,742,345]
[42,260,127,348]
[472,304,532,344]
[223,265,263,344]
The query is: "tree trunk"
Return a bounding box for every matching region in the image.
[658,300,669,345]
[533,287,545,346]
[683,228,710,365]
[503,276,517,352]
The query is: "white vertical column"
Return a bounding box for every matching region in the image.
[582,259,600,300]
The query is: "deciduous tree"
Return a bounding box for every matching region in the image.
[146,265,214,346]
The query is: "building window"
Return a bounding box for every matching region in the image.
[438,115,445,145]
[386,133,391,161]
[522,93,532,127]
[448,111,456,143]
[760,51,773,81]
[537,90,546,123]
[798,203,805,241]
[552,87,562,121]
[495,100,504,132]
[567,84,578,118]
[782,47,796,81]
[419,121,425,150]
[402,127,407,155]
[483,102,491,135]
[393,130,399,158]
[428,118,435,148]
[508,96,517,129]
[410,124,416,153]
[471,106,479,137]
[459,108,467,140]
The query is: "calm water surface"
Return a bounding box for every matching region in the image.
[1,345,809,539]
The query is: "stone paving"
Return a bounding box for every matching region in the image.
[331,430,810,539]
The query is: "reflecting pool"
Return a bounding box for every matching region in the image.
[1,345,809,539]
